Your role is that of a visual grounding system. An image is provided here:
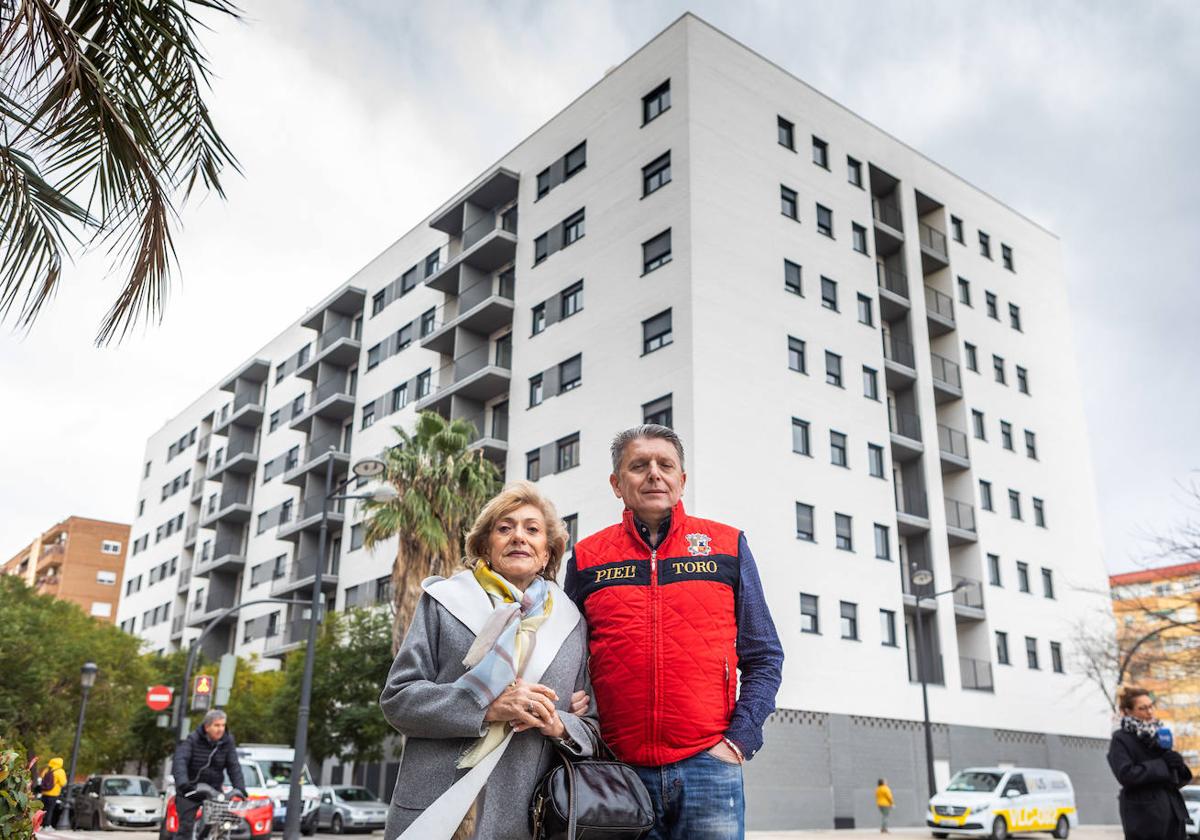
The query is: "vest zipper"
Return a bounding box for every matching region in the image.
[724,658,731,717]
[650,547,659,764]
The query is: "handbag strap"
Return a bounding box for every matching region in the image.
[561,750,578,839]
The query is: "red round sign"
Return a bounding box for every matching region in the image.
[146,685,173,711]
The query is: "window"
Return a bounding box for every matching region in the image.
[784,259,803,295]
[852,223,868,254]
[529,374,544,407]
[642,309,673,353]
[957,277,971,306]
[821,276,838,310]
[1033,497,1046,528]
[988,554,1002,586]
[562,209,585,245]
[787,336,806,373]
[1050,642,1064,673]
[1042,568,1055,599]
[561,281,583,318]
[993,355,1006,384]
[101,540,122,555]
[559,355,582,392]
[1009,489,1022,520]
[1000,420,1014,450]
[96,570,117,585]
[1016,366,1029,394]
[531,303,546,335]
[1017,561,1031,593]
[642,151,671,196]
[825,351,842,387]
[563,514,579,551]
[526,450,541,481]
[394,323,413,352]
[1026,637,1040,669]
[349,523,363,551]
[90,602,112,618]
[557,434,580,472]
[401,265,420,294]
[985,291,998,319]
[780,185,798,220]
[366,343,382,370]
[424,248,442,277]
[137,499,144,516]
[534,233,549,265]
[642,229,672,272]
[143,461,151,478]
[996,631,1010,665]
[862,366,879,400]
[964,342,978,372]
[361,403,375,430]
[830,431,848,467]
[951,216,964,243]
[835,514,853,550]
[791,418,811,455]
[643,394,673,427]
[642,79,670,124]
[420,308,436,337]
[416,369,431,399]
[800,593,819,633]
[840,601,858,639]
[1002,244,1014,271]
[856,293,873,326]
[874,524,891,560]
[269,410,281,433]
[847,156,863,187]
[1024,430,1038,459]
[796,503,815,542]
[777,116,795,150]
[536,168,551,199]
[391,383,408,413]
[811,136,828,168]
[564,141,586,178]
[868,444,885,478]
[816,204,833,237]
[880,609,897,646]
[979,479,994,511]
[979,230,992,259]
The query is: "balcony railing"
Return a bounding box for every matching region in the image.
[310,375,353,406]
[937,424,969,460]
[212,537,244,560]
[876,262,909,299]
[919,222,948,260]
[232,387,264,412]
[930,352,961,390]
[317,318,356,352]
[895,482,929,519]
[953,576,985,609]
[197,434,211,459]
[944,497,977,533]
[925,285,955,322]
[171,615,185,635]
[184,522,198,543]
[461,207,518,251]
[426,341,512,397]
[882,334,916,369]
[303,428,348,464]
[908,652,944,685]
[872,197,903,231]
[960,656,994,691]
[890,411,922,442]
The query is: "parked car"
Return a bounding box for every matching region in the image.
[70,775,162,831]
[234,744,319,834]
[927,766,1077,838]
[1184,785,1199,837]
[159,765,273,840]
[316,786,388,834]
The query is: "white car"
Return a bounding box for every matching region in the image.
[927,766,1077,839]
[235,744,320,834]
[1184,785,1200,837]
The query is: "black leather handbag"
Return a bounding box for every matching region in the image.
[529,721,654,840]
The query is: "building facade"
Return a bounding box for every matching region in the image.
[116,15,1118,827]
[1110,561,1200,769]
[3,516,130,622]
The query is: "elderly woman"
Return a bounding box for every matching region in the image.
[380,481,596,840]
[1107,685,1193,840]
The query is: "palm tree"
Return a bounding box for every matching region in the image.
[0,0,240,343]
[361,411,501,650]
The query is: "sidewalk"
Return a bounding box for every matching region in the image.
[747,827,1123,839]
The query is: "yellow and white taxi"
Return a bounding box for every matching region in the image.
[927,767,1077,839]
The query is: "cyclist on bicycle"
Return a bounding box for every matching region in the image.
[172,710,247,839]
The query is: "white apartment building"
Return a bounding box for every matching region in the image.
[117,15,1117,829]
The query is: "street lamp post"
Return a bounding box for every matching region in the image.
[57,662,97,829]
[909,564,967,801]
[283,453,394,840]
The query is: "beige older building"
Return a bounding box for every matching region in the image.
[2,516,131,622]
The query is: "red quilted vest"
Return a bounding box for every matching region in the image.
[571,501,740,766]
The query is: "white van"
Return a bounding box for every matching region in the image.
[236,743,321,834]
[927,766,1077,839]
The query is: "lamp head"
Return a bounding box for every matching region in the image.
[911,569,934,587]
[80,661,98,689]
[369,485,399,503]
[352,458,386,479]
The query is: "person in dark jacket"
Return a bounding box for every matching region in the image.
[172,710,247,840]
[1107,685,1193,840]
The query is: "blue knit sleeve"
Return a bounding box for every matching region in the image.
[725,533,784,760]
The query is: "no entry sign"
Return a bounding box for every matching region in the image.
[146,685,173,712]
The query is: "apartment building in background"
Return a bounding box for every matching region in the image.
[3,516,130,622]
[1110,562,1200,769]
[116,15,1117,828]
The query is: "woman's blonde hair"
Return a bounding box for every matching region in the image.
[463,481,570,582]
[1117,685,1152,713]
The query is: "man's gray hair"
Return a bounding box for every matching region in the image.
[202,710,227,727]
[610,425,685,473]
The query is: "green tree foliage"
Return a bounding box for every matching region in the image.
[221,657,287,745]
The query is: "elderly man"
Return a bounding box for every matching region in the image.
[172,710,247,840]
[565,424,784,840]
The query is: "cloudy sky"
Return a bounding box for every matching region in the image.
[1,0,1196,573]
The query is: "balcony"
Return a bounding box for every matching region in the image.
[197,434,211,460]
[207,441,259,478]
[186,590,237,627]
[199,489,253,527]
[420,272,516,355]
[919,221,950,273]
[953,576,986,621]
[213,388,266,434]
[464,405,509,463]
[177,564,192,593]
[876,262,909,320]
[888,410,923,463]
[170,614,185,639]
[937,424,970,471]
[871,196,904,258]
[283,428,350,487]
[930,352,963,402]
[289,377,356,433]
[263,624,306,658]
[416,343,512,416]
[218,358,270,393]
[944,497,978,545]
[425,212,518,294]
[924,285,956,336]
[36,542,65,573]
[183,521,199,548]
[296,318,362,381]
[269,554,340,598]
[190,476,204,503]
[907,652,945,686]
[194,537,246,576]
[882,333,917,389]
[895,483,930,534]
[277,496,345,543]
[960,656,994,691]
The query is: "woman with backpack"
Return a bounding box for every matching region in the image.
[39,757,67,827]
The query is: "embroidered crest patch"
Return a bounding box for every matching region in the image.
[686,532,713,556]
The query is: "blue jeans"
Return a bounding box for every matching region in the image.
[634,750,745,840]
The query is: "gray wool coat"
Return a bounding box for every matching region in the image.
[380,586,596,840]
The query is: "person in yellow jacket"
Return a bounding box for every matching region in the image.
[875,777,894,833]
[40,757,68,827]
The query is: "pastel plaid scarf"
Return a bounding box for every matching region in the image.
[455,561,553,768]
